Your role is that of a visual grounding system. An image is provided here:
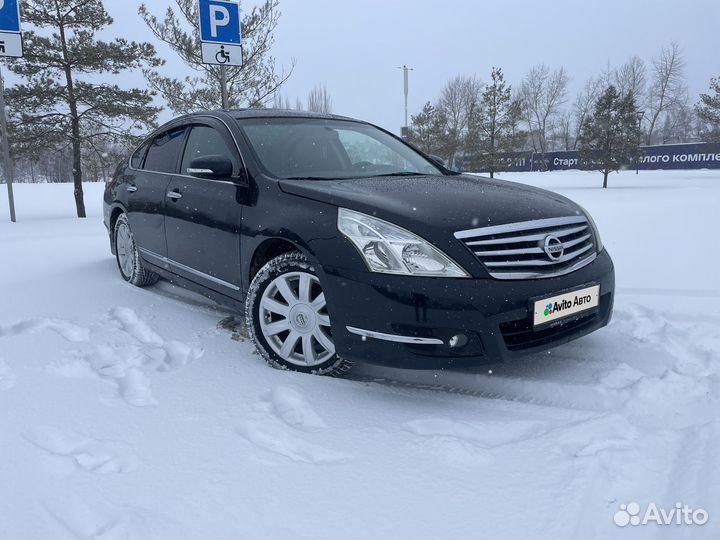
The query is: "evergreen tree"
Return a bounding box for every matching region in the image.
[696,77,720,142]
[406,102,448,159]
[579,86,641,188]
[466,67,523,178]
[7,0,162,218]
[139,0,293,114]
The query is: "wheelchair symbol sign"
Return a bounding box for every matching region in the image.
[201,41,242,67]
[216,45,230,64]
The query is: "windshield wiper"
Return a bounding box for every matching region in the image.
[283,172,427,181]
[283,176,333,181]
[372,171,425,177]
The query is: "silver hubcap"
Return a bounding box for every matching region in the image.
[116,222,135,278]
[259,271,335,367]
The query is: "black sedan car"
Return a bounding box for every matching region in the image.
[104,110,614,376]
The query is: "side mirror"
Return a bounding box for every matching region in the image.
[187,155,233,180]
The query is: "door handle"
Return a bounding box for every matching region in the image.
[167,191,183,200]
[126,185,138,193]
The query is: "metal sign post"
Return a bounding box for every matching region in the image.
[396,65,413,131]
[0,65,16,222]
[198,0,243,110]
[0,0,22,222]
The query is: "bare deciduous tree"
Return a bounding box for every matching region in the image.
[613,55,647,100]
[646,42,686,144]
[661,99,695,143]
[519,65,569,164]
[572,77,603,150]
[555,110,573,151]
[306,84,333,114]
[272,93,293,110]
[436,75,483,166]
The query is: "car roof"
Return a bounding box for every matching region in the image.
[202,108,356,122]
[149,109,368,141]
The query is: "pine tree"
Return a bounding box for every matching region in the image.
[139,0,293,114]
[579,86,641,188]
[466,67,523,178]
[696,77,720,142]
[7,0,162,218]
[406,102,448,159]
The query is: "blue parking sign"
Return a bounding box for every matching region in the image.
[199,0,241,45]
[0,0,22,33]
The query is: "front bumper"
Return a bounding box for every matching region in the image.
[321,249,615,369]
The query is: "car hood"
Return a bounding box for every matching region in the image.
[278,174,583,235]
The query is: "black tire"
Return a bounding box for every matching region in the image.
[114,213,159,287]
[246,251,352,377]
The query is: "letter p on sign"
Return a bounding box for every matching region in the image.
[199,0,241,45]
[209,5,229,38]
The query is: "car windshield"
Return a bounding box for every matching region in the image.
[238,117,444,180]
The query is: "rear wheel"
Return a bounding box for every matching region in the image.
[246,252,352,376]
[114,213,159,287]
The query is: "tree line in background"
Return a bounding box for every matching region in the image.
[1,1,720,212]
[406,42,720,179]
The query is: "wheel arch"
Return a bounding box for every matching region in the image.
[248,238,309,284]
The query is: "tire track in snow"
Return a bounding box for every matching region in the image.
[348,370,627,412]
[662,420,720,522]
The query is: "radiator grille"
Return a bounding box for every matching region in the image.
[454,216,597,280]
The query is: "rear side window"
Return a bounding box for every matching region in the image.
[130,140,150,169]
[181,125,236,175]
[143,127,187,173]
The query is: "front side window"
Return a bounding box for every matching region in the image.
[143,127,187,173]
[238,118,443,180]
[181,125,236,175]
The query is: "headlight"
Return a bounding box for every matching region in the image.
[579,206,603,253]
[338,208,469,277]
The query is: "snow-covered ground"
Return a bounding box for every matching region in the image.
[0,170,718,539]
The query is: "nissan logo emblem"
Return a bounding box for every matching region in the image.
[543,235,564,261]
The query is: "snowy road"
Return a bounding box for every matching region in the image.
[1,171,719,539]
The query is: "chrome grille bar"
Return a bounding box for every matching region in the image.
[466,225,589,246]
[484,243,594,267]
[454,215,587,239]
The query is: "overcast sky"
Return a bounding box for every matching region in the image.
[22,0,720,133]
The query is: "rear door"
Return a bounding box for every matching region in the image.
[164,120,245,295]
[126,126,187,260]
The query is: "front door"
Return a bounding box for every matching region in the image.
[164,122,244,296]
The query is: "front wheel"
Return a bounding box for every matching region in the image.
[246,252,352,376]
